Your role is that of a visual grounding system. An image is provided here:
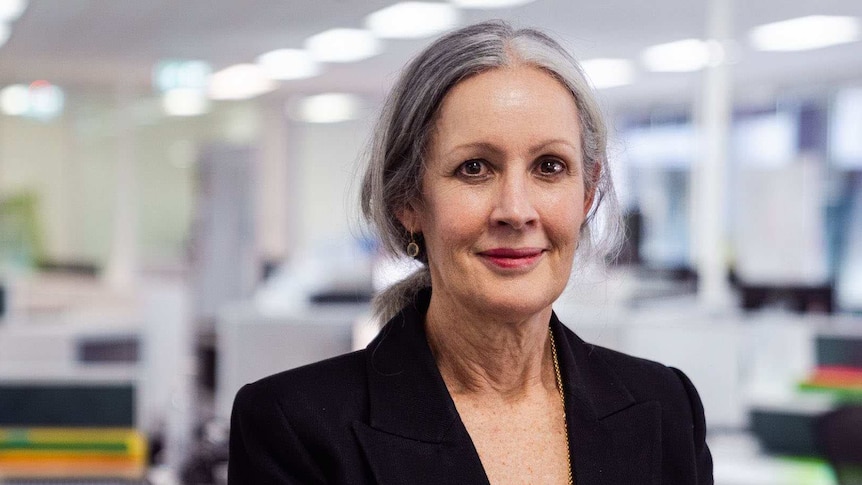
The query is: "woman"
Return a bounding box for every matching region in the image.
[229,21,713,484]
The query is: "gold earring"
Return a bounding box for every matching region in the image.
[406,232,420,258]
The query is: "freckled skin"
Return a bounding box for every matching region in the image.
[399,65,590,484]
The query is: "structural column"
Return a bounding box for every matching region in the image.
[694,0,735,310]
[256,94,291,265]
[103,84,139,291]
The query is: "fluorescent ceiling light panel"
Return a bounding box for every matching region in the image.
[749,16,860,51]
[208,64,276,100]
[0,0,26,22]
[365,2,459,39]
[642,39,710,72]
[449,0,536,8]
[257,49,321,80]
[154,60,211,92]
[0,84,28,115]
[27,81,64,120]
[581,59,634,89]
[305,29,381,63]
[293,93,363,123]
[163,88,210,116]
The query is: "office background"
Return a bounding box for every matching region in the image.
[0,0,861,483]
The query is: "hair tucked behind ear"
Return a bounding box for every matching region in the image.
[371,270,432,323]
[360,20,622,322]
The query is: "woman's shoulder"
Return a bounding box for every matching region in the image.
[557,321,704,422]
[233,349,370,424]
[580,341,699,406]
[229,350,375,483]
[570,335,713,482]
[586,342,681,382]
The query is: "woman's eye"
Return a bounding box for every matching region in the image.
[538,159,565,175]
[458,160,487,177]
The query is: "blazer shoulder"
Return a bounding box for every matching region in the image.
[243,349,369,412]
[230,350,371,484]
[583,343,687,397]
[575,339,705,425]
[579,342,713,483]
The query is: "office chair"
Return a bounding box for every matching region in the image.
[816,405,862,485]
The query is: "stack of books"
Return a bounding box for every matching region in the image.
[0,383,146,480]
[799,334,862,402]
[800,366,862,400]
[0,427,146,479]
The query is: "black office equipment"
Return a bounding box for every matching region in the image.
[0,384,135,427]
[816,405,862,485]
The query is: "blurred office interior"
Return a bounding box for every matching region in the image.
[1,0,862,483]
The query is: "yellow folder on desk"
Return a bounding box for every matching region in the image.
[0,427,146,479]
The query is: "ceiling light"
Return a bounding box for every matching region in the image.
[26,80,64,120]
[0,0,27,22]
[0,84,28,115]
[256,49,321,80]
[365,2,459,39]
[291,93,363,123]
[208,64,276,100]
[642,39,711,72]
[163,88,210,116]
[1,82,65,120]
[580,59,634,89]
[305,29,381,63]
[153,60,211,92]
[448,0,536,8]
[750,16,860,51]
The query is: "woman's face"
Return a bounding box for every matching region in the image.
[402,65,594,319]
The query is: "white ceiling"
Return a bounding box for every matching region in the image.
[1,0,861,107]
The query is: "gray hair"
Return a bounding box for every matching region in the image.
[360,20,622,321]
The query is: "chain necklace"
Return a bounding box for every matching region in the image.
[549,326,574,485]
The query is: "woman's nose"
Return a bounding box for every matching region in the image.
[489,172,539,230]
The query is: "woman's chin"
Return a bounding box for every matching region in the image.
[430,265,567,322]
[464,289,558,323]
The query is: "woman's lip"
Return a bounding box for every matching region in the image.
[477,248,545,270]
[478,247,544,258]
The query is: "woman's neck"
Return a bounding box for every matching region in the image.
[424,291,557,401]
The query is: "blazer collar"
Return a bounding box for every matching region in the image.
[354,289,661,485]
[354,288,489,483]
[550,311,636,420]
[551,313,662,484]
[361,288,460,443]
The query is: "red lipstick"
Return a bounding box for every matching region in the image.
[478,247,544,270]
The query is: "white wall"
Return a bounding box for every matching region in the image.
[0,95,265,269]
[288,115,374,254]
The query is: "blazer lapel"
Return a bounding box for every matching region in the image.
[353,291,489,485]
[353,422,488,485]
[553,315,662,485]
[353,293,661,485]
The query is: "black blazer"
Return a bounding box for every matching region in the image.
[229,291,713,484]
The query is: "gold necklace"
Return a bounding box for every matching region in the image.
[549,326,574,485]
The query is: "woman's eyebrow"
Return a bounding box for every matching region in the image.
[445,141,504,158]
[446,139,579,157]
[532,139,580,155]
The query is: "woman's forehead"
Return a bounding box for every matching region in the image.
[430,66,582,152]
